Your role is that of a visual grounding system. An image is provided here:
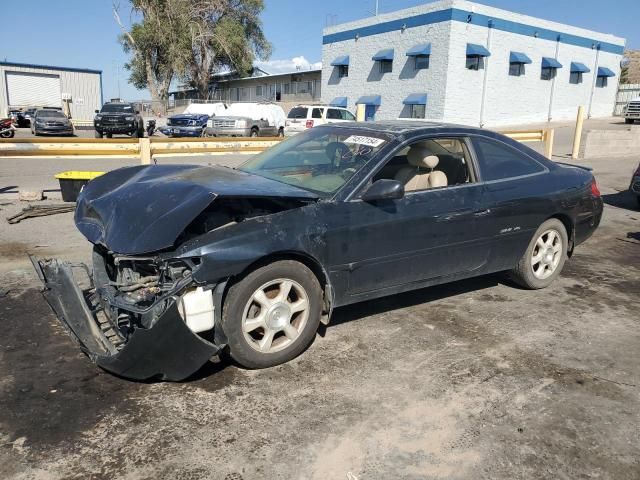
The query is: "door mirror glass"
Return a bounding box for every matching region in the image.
[361,179,404,202]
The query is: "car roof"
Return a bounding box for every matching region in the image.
[294,104,348,109]
[318,120,486,135]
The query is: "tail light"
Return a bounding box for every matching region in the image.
[590,178,601,197]
[305,119,314,129]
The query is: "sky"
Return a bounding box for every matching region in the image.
[3,0,639,101]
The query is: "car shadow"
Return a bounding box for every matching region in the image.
[327,272,509,329]
[603,190,639,211]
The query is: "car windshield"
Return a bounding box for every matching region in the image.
[39,110,65,119]
[101,104,134,113]
[239,126,391,196]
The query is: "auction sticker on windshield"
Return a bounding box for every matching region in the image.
[343,135,386,147]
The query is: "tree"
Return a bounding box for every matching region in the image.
[113,0,271,104]
[186,0,272,98]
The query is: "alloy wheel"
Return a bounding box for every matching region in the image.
[531,229,563,280]
[241,278,310,354]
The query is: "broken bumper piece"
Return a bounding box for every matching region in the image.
[31,257,220,381]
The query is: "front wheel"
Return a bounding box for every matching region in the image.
[625,118,634,124]
[250,127,259,138]
[510,219,568,289]
[222,260,322,369]
[277,127,284,138]
[0,130,14,138]
[95,130,103,138]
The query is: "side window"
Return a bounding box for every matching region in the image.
[373,138,474,190]
[326,109,342,120]
[472,137,545,181]
[342,110,356,121]
[312,108,323,119]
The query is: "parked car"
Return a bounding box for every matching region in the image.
[623,96,640,124]
[94,102,144,138]
[33,121,603,381]
[630,161,640,207]
[205,102,285,137]
[31,109,74,136]
[159,103,227,137]
[284,104,356,136]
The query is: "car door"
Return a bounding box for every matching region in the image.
[325,137,492,297]
[470,136,551,271]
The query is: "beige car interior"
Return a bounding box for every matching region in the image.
[394,145,448,191]
[372,138,473,193]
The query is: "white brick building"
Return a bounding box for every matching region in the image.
[321,0,625,127]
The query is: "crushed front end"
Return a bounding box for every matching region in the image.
[31,248,223,381]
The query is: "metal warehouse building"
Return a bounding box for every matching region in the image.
[0,61,102,120]
[322,0,625,126]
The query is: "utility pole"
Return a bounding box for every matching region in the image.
[375,0,379,15]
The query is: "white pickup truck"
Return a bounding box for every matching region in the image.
[205,103,286,137]
[624,96,640,124]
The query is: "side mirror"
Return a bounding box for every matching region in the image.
[361,179,404,202]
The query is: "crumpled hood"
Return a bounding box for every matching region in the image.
[75,164,318,255]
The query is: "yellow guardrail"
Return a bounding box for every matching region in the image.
[0,129,554,161]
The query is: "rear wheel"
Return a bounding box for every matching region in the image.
[106,133,113,139]
[277,127,284,138]
[250,127,259,138]
[510,219,568,289]
[222,260,322,369]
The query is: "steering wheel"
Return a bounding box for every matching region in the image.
[325,142,353,164]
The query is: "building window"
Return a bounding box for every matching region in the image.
[541,67,557,81]
[414,56,429,70]
[509,63,525,76]
[379,60,392,74]
[255,85,263,97]
[596,76,608,88]
[338,65,349,78]
[466,56,483,70]
[283,83,290,94]
[570,72,583,84]
[410,104,426,119]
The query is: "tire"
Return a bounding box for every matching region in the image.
[625,118,634,124]
[277,127,284,138]
[106,133,113,139]
[132,129,140,138]
[510,219,568,289]
[0,130,14,138]
[94,130,103,138]
[250,127,259,138]
[222,260,322,369]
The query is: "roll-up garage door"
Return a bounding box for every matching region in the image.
[5,71,62,107]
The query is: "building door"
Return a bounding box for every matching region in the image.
[365,105,376,121]
[6,71,62,108]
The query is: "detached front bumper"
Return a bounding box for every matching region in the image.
[32,257,220,381]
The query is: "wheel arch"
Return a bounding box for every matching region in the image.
[226,250,334,322]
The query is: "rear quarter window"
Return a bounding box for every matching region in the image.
[472,137,545,181]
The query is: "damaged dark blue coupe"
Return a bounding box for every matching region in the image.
[33,121,603,381]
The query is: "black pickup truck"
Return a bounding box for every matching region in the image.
[94,102,144,138]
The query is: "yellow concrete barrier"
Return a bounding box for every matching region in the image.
[0,130,554,161]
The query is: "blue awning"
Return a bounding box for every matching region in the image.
[597,67,616,77]
[356,95,382,106]
[403,93,428,105]
[542,57,563,69]
[509,51,532,64]
[466,43,491,57]
[372,49,394,61]
[570,62,591,73]
[330,97,348,108]
[330,55,350,67]
[406,43,431,56]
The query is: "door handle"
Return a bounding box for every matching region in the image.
[473,208,492,217]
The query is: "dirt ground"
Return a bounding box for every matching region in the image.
[0,148,639,479]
